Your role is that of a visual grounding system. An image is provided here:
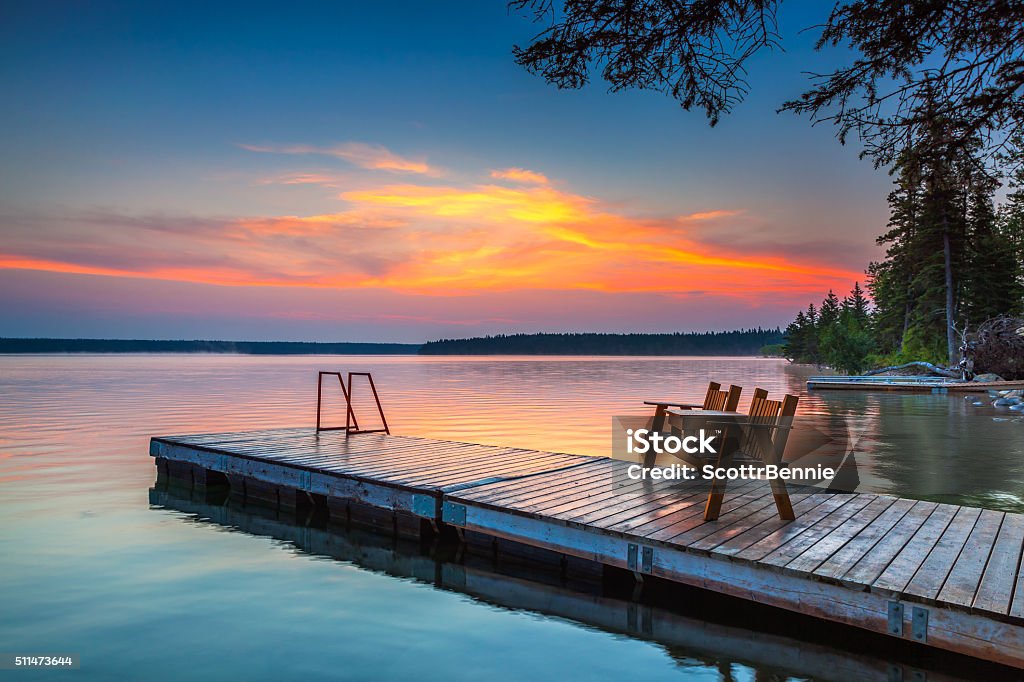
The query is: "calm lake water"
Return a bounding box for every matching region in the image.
[1,354,1022,681]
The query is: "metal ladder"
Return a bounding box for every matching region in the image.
[315,371,390,435]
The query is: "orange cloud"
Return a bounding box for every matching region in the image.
[0,167,863,306]
[240,142,436,175]
[258,172,342,187]
[681,209,741,221]
[490,168,549,184]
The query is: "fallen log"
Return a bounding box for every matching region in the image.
[862,361,959,378]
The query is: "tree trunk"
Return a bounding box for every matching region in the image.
[863,361,959,378]
[943,220,956,365]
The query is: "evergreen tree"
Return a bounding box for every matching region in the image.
[782,311,808,362]
[867,97,999,364]
[804,304,820,365]
[963,176,1023,321]
[819,290,842,331]
[845,281,870,324]
[996,137,1024,312]
[821,305,875,375]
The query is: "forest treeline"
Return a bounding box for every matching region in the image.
[419,329,783,355]
[0,339,420,354]
[785,124,1024,374]
[511,1,1024,376]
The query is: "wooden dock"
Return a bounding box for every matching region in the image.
[151,427,1024,669]
[807,375,1024,393]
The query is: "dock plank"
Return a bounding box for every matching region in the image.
[870,503,959,595]
[840,500,938,587]
[973,513,1024,615]
[903,506,982,602]
[713,494,848,557]
[937,509,1004,608]
[812,498,916,581]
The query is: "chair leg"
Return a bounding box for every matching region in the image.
[704,489,725,521]
[704,428,738,521]
[651,404,668,432]
[770,479,795,520]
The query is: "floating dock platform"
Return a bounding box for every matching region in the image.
[807,375,1024,393]
[151,428,1024,669]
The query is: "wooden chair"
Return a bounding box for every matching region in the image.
[703,390,799,522]
[644,381,742,433]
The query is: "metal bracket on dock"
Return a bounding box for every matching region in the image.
[912,606,928,643]
[887,601,904,636]
[411,494,437,519]
[442,501,466,526]
[627,544,655,573]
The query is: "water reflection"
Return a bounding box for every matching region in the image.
[2,354,1024,681]
[150,478,1010,682]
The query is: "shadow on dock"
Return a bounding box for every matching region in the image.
[149,473,1017,682]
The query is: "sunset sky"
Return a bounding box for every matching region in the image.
[0,1,892,342]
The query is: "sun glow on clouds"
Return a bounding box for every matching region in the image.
[239,142,436,175]
[0,154,862,309]
[490,168,549,184]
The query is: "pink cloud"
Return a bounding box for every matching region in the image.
[490,168,549,185]
[239,142,437,175]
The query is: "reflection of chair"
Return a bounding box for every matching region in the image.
[644,381,742,433]
[703,390,800,522]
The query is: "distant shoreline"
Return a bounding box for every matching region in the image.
[0,339,420,355]
[0,329,784,356]
[420,330,783,356]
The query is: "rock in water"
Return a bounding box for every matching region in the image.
[973,373,1005,383]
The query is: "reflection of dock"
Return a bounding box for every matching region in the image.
[150,484,985,681]
[152,428,1024,669]
[807,375,1024,393]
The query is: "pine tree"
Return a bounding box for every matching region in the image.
[783,311,808,362]
[804,304,820,365]
[845,281,870,324]
[964,176,1023,321]
[868,96,981,364]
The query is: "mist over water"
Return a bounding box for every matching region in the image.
[1,354,1021,680]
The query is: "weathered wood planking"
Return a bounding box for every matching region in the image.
[152,427,1024,669]
[445,460,1024,668]
[151,428,595,520]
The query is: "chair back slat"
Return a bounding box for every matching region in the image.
[705,389,728,411]
[724,385,742,412]
[740,390,798,460]
[701,382,722,406]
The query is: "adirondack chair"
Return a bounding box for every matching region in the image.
[644,381,742,433]
[703,389,800,522]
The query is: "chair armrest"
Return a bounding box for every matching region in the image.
[643,401,702,408]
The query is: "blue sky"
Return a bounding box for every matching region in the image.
[0,1,894,342]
